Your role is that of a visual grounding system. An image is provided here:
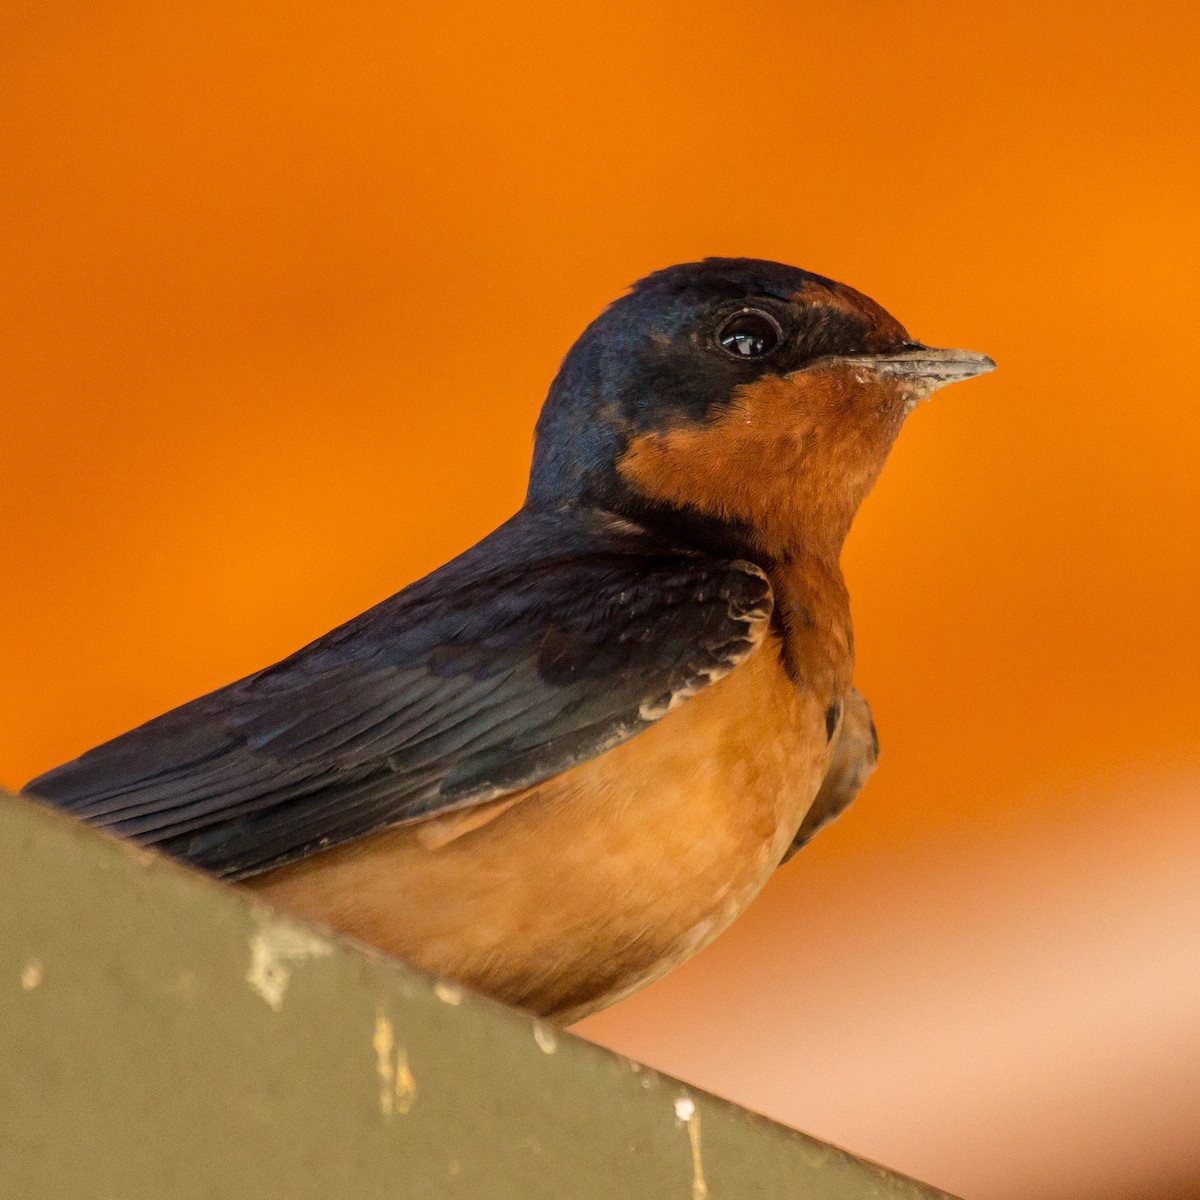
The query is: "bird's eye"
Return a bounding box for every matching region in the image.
[716,309,782,359]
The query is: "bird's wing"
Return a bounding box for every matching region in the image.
[25,529,772,880]
[781,688,878,863]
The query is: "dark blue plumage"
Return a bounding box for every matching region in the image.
[26,508,770,878]
[529,258,881,512]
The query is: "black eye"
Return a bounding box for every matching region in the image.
[716,308,783,359]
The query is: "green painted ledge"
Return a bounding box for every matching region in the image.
[0,790,958,1199]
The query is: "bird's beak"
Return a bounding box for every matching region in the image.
[848,345,996,393]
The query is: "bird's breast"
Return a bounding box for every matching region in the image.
[249,635,836,1022]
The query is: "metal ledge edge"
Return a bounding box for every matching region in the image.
[0,790,959,1199]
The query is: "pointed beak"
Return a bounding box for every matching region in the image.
[850,345,996,392]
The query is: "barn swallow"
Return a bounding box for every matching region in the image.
[25,258,993,1023]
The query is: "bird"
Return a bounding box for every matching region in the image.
[24,258,993,1023]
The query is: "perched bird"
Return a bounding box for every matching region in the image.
[25,259,992,1023]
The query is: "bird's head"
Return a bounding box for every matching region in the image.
[528,257,993,563]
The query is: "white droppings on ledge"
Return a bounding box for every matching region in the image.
[373,1012,396,1116]
[394,1046,417,1114]
[20,959,44,990]
[434,980,463,1006]
[532,1022,558,1054]
[245,917,333,1011]
[373,1009,417,1118]
[674,1095,708,1200]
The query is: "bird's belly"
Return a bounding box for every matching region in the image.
[248,638,832,1023]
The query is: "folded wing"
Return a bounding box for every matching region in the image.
[26,518,772,880]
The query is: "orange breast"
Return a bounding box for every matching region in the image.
[248,635,833,1022]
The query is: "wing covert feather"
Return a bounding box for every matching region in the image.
[25,519,772,880]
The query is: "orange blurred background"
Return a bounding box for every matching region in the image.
[2,3,1198,1196]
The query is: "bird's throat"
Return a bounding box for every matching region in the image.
[614,363,905,568]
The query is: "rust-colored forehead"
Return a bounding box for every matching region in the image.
[791,280,909,346]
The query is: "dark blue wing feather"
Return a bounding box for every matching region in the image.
[24,510,772,879]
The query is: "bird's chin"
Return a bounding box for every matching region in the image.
[901,380,936,413]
